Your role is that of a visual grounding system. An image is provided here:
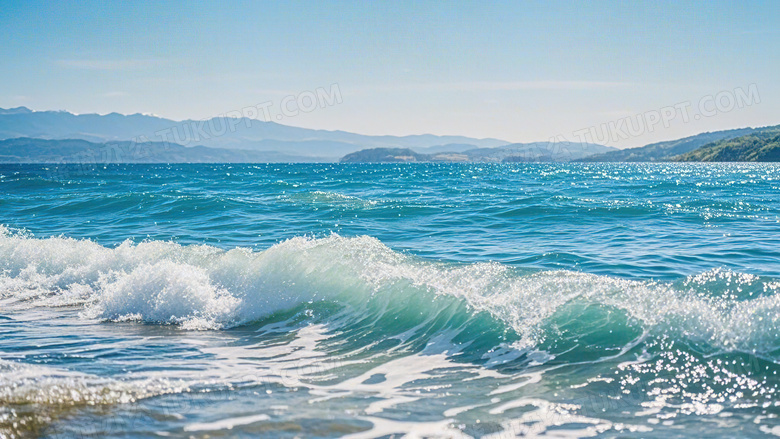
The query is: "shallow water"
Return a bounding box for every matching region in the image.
[1,163,780,438]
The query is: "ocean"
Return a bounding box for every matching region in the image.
[1,162,780,438]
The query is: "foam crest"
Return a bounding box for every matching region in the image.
[0,359,184,406]
[0,359,189,438]
[1,227,779,358]
[86,260,241,329]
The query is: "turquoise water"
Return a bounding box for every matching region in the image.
[1,163,780,438]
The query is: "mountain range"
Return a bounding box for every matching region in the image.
[578,127,763,162]
[674,126,780,162]
[0,137,326,164]
[0,107,508,160]
[341,142,616,163]
[340,126,780,163]
[0,107,777,163]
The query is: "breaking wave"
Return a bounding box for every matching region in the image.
[1,226,780,360]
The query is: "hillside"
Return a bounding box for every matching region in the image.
[0,138,327,163]
[342,142,614,163]
[466,142,615,162]
[579,127,758,162]
[340,148,430,162]
[0,107,509,160]
[673,127,780,162]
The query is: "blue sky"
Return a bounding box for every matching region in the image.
[1,0,778,147]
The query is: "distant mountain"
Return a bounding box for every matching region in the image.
[340,141,615,163]
[579,127,759,162]
[465,142,616,162]
[341,148,431,163]
[0,138,328,164]
[0,107,33,115]
[411,143,483,154]
[673,126,780,162]
[0,107,509,160]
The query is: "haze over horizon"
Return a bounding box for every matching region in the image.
[1,0,779,149]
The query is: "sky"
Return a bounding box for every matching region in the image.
[1,0,779,148]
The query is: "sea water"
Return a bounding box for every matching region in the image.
[1,162,780,438]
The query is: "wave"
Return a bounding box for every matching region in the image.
[0,359,187,406]
[303,190,379,207]
[0,358,190,438]
[1,226,779,360]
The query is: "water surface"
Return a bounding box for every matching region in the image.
[2,163,780,438]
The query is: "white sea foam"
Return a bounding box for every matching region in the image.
[1,226,779,357]
[0,358,190,438]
